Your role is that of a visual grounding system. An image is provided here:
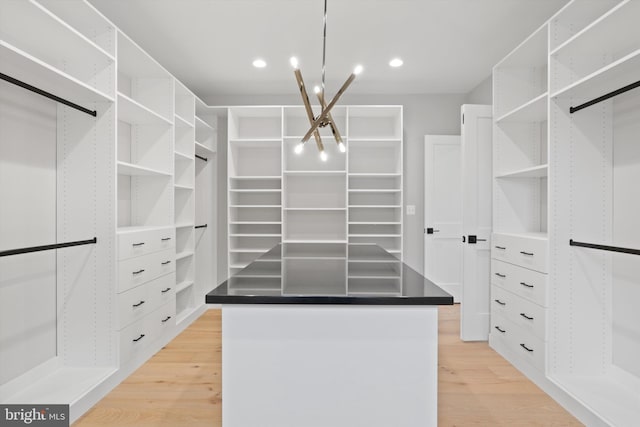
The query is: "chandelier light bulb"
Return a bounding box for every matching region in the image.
[314,85,321,94]
[338,141,346,153]
[252,58,267,68]
[290,56,299,69]
[320,150,328,162]
[353,65,363,75]
[294,142,304,154]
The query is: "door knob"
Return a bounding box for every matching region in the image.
[467,235,487,244]
[426,228,440,234]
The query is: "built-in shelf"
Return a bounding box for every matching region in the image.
[283,207,346,211]
[230,248,272,253]
[348,189,401,193]
[174,113,193,128]
[229,189,281,193]
[348,138,402,142]
[195,141,215,155]
[175,223,195,229]
[117,161,171,177]
[230,221,282,225]
[348,173,401,177]
[348,222,401,225]
[283,170,346,176]
[174,151,192,161]
[229,234,282,237]
[230,176,281,180]
[117,92,172,125]
[496,92,548,123]
[349,234,402,237]
[195,116,214,131]
[348,205,402,208]
[496,164,548,179]
[174,184,194,191]
[283,239,348,244]
[176,251,194,260]
[229,205,282,208]
[176,280,194,293]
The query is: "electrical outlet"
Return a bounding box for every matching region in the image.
[406,205,415,215]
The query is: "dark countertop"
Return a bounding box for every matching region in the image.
[206,243,453,305]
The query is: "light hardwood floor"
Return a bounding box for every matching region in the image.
[76,305,581,426]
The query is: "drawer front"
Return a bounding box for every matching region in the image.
[490,311,511,345]
[155,302,176,339]
[119,315,155,365]
[118,273,175,330]
[491,233,548,273]
[491,285,513,319]
[118,248,175,293]
[150,273,176,308]
[118,227,175,260]
[511,294,546,341]
[507,323,545,372]
[491,259,547,307]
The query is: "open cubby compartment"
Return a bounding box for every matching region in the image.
[493,24,548,118]
[349,175,401,190]
[349,236,402,253]
[174,80,194,125]
[347,106,402,140]
[348,278,401,295]
[229,251,263,269]
[349,206,401,223]
[348,140,401,174]
[348,261,401,278]
[174,188,194,226]
[284,138,347,172]
[175,226,194,254]
[348,190,401,206]
[195,115,217,153]
[493,177,547,234]
[117,31,173,121]
[284,210,346,242]
[175,122,195,158]
[37,0,117,56]
[176,253,194,283]
[0,0,115,98]
[282,259,346,295]
[227,276,282,294]
[549,0,623,51]
[228,106,282,140]
[494,120,548,175]
[349,224,401,236]
[176,283,195,318]
[550,0,640,94]
[283,105,347,138]
[229,206,281,222]
[229,190,281,207]
[117,116,172,173]
[174,157,194,188]
[229,235,281,254]
[548,87,640,426]
[230,177,281,190]
[284,174,346,209]
[229,139,281,177]
[230,223,281,235]
[117,175,173,228]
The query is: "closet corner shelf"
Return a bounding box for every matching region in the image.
[117,92,172,125]
[195,141,215,155]
[0,41,114,105]
[174,151,193,161]
[176,280,194,293]
[495,92,548,123]
[117,161,171,177]
[195,116,214,131]
[496,164,548,179]
[176,251,194,261]
[174,113,194,128]
[174,184,194,191]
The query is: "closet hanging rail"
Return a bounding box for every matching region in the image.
[0,237,97,257]
[569,79,640,114]
[0,72,97,117]
[195,154,208,162]
[195,224,208,229]
[569,239,640,256]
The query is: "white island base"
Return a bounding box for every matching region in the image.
[222,305,439,427]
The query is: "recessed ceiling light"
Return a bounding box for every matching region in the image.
[389,58,403,67]
[252,59,267,68]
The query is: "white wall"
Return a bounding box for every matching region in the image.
[208,92,468,277]
[465,76,492,105]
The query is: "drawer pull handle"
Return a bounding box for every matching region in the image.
[495,273,506,278]
[161,260,171,265]
[132,242,145,247]
[520,343,533,352]
[162,316,172,323]
[495,246,506,250]
[494,299,506,306]
[161,237,171,241]
[132,300,145,307]
[520,251,534,256]
[494,326,506,333]
[132,269,145,275]
[133,334,145,342]
[161,287,172,293]
[520,282,534,288]
[520,313,534,320]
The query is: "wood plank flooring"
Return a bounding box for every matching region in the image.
[75,305,581,426]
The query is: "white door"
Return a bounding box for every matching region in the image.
[424,135,462,302]
[460,104,493,341]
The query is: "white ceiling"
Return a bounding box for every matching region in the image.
[88,0,568,98]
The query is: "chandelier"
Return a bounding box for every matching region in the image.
[290,0,362,161]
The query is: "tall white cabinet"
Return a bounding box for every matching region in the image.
[226,106,403,279]
[491,1,640,425]
[0,1,217,422]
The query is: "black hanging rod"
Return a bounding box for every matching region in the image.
[0,72,97,117]
[195,224,208,229]
[569,239,640,256]
[0,237,97,258]
[570,79,640,114]
[195,154,208,162]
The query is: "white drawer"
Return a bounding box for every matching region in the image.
[492,233,548,273]
[491,284,513,318]
[118,227,175,260]
[155,302,176,338]
[118,273,175,330]
[491,259,547,307]
[490,311,511,344]
[507,323,545,372]
[118,248,175,293]
[119,313,157,365]
[510,294,546,341]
